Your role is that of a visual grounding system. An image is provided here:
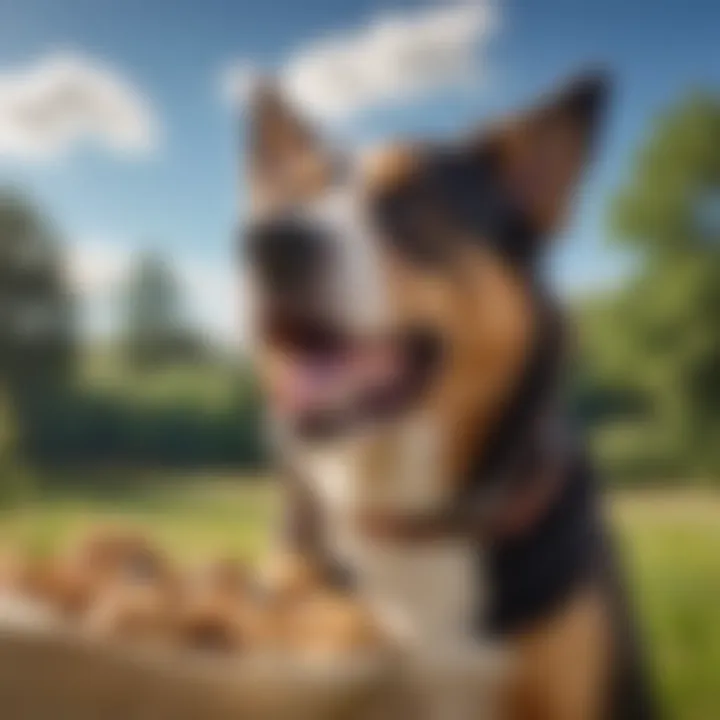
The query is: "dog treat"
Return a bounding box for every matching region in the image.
[0,553,91,617]
[175,558,250,650]
[283,590,388,658]
[0,530,391,660]
[63,526,174,587]
[253,552,324,602]
[83,579,176,642]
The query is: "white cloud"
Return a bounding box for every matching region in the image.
[65,239,241,346]
[0,53,160,160]
[223,1,497,120]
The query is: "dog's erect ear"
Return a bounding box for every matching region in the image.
[476,73,610,240]
[247,82,332,214]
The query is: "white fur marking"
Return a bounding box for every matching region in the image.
[297,417,484,644]
[295,418,499,719]
[306,187,392,334]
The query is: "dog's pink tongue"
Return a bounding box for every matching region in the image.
[272,345,401,417]
[274,356,354,415]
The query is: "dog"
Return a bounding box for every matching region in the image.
[242,72,656,719]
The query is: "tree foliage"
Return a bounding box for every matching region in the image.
[589,92,720,479]
[121,252,205,369]
[0,190,75,398]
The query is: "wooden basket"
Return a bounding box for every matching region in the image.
[0,620,398,720]
[0,597,502,720]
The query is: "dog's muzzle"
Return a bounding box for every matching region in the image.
[246,215,332,307]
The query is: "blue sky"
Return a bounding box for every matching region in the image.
[1,0,719,342]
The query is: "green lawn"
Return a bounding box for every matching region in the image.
[0,473,278,561]
[1,476,718,719]
[612,492,720,720]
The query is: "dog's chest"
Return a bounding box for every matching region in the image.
[298,421,484,643]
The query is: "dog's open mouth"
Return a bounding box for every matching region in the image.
[264,316,443,440]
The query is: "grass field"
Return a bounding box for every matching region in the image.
[0,475,718,720]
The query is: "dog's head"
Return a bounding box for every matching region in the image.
[242,74,608,468]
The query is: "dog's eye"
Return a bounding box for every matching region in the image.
[372,179,450,267]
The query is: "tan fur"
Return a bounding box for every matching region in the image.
[248,84,333,214]
[351,139,537,484]
[361,143,422,194]
[480,102,591,236]
[381,243,534,481]
[505,586,612,720]
[247,77,611,714]
[256,158,535,494]
[250,100,539,485]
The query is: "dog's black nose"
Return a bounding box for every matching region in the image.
[246,217,329,292]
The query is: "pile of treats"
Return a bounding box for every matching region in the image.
[0,528,388,660]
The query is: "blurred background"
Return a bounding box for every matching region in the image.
[0,0,718,717]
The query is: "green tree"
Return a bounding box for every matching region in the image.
[121,251,204,369]
[603,92,720,479]
[0,190,75,398]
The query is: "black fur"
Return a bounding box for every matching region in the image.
[460,289,660,719]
